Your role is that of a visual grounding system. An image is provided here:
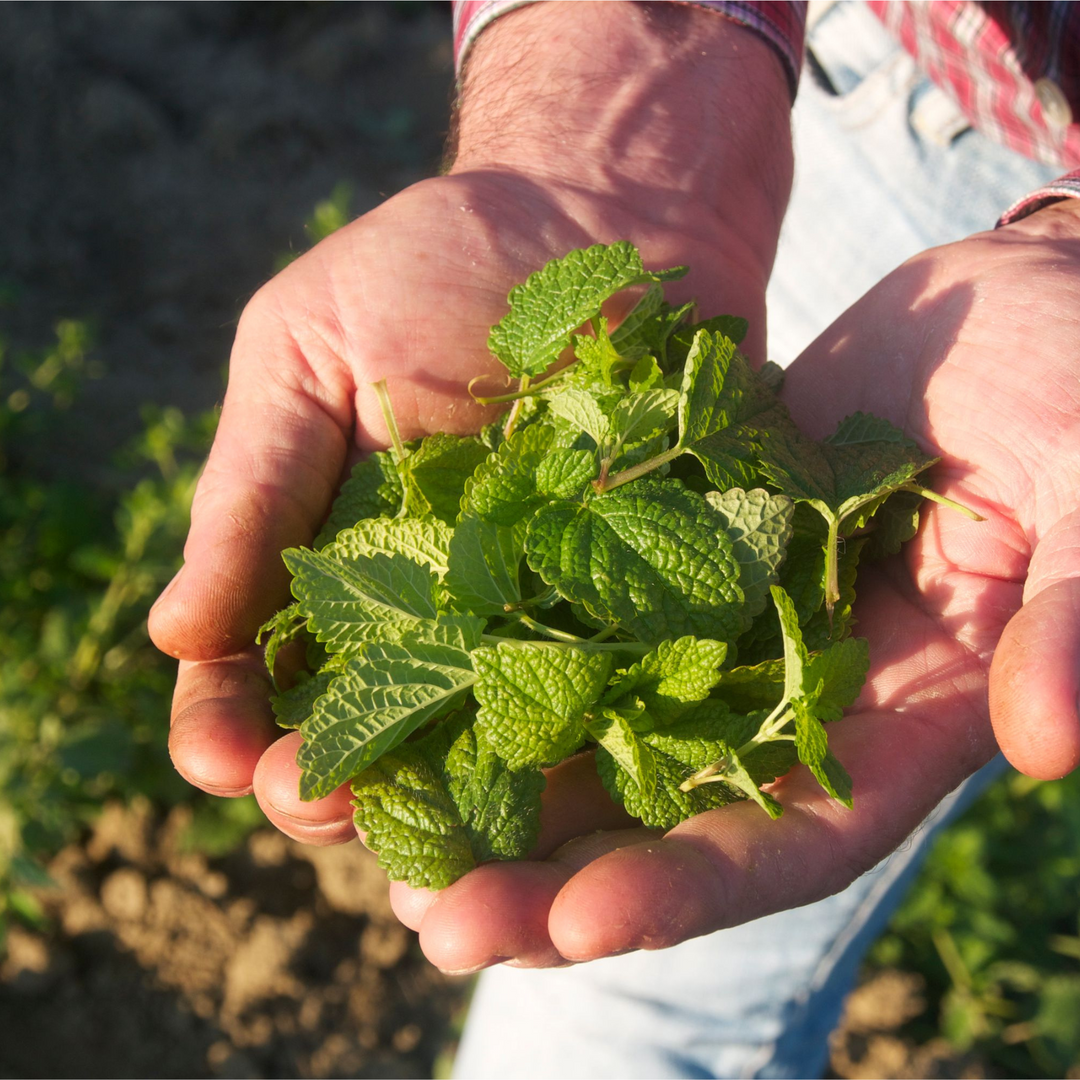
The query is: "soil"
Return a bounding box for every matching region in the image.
[0,2,455,479]
[0,802,470,1079]
[829,971,994,1080]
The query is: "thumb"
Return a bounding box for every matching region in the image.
[149,299,350,661]
[989,508,1080,780]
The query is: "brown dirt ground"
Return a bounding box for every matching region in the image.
[0,802,470,1079]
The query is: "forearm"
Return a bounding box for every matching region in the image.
[450,1,794,276]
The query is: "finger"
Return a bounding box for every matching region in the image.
[149,286,351,662]
[547,571,996,961]
[418,861,574,973]
[388,882,436,932]
[990,508,1080,779]
[253,731,357,846]
[169,650,281,796]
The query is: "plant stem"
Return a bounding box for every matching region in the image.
[502,375,530,440]
[593,444,683,493]
[901,483,984,521]
[481,631,649,654]
[824,514,840,622]
[513,613,587,643]
[502,587,558,613]
[680,700,794,791]
[372,379,407,464]
[472,365,576,405]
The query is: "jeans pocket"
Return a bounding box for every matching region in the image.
[805,0,970,142]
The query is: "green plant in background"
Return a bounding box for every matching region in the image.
[275,182,353,270]
[0,323,222,934]
[0,186,357,942]
[869,768,1080,1076]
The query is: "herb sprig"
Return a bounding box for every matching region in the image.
[259,241,971,890]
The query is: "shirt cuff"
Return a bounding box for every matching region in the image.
[999,171,1080,225]
[452,1,806,98]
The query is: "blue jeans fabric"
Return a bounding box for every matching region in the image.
[453,4,1061,1077]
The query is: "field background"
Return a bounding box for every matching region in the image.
[1,4,1077,1077]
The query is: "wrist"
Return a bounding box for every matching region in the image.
[448,1,793,268]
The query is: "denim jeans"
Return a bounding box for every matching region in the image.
[453,4,1060,1077]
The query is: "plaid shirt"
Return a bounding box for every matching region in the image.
[452,0,1080,223]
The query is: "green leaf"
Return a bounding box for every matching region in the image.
[444,513,525,616]
[678,328,739,446]
[472,642,613,768]
[757,412,936,610]
[284,547,441,652]
[705,488,794,618]
[315,451,403,547]
[352,713,546,890]
[547,386,611,446]
[690,314,749,346]
[768,585,863,807]
[403,433,491,524]
[585,708,657,797]
[325,516,453,578]
[257,601,306,683]
[572,317,623,385]
[465,422,554,526]
[719,751,784,819]
[805,637,870,722]
[272,669,335,729]
[792,699,853,807]
[714,659,786,713]
[535,448,595,500]
[596,702,765,828]
[614,294,696,369]
[771,584,809,704]
[297,638,476,800]
[604,636,728,724]
[526,480,747,646]
[676,330,794,489]
[628,355,664,392]
[609,388,679,448]
[862,488,922,559]
[488,242,687,378]
[609,283,664,351]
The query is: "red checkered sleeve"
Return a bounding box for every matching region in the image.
[1000,170,1080,224]
[451,1,806,97]
[867,1,1080,170]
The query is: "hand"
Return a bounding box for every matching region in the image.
[383,201,1080,974]
[149,8,792,856]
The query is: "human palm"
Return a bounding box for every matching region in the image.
[149,170,768,862]
[378,205,1080,972]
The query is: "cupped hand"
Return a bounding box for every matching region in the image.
[148,167,767,844]
[375,201,1080,973]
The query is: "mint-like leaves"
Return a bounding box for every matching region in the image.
[488,241,687,378]
[263,242,968,888]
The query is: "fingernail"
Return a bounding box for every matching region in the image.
[504,957,577,970]
[439,956,510,977]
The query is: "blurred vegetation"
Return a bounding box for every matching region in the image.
[0,319,236,933]
[0,190,1077,1078]
[0,187,363,939]
[869,768,1080,1076]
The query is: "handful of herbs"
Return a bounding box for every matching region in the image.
[259,242,975,890]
